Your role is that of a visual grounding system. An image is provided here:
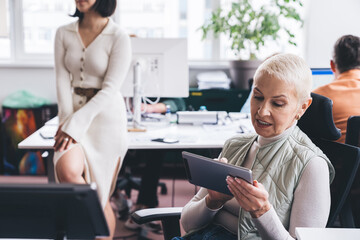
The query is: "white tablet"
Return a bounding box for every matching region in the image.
[182,151,253,196]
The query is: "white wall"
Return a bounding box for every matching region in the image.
[0,66,56,106]
[0,64,226,109]
[305,0,360,67]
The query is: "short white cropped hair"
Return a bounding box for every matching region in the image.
[253,53,312,103]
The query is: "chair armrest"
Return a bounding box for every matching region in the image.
[131,207,182,224]
[131,207,183,240]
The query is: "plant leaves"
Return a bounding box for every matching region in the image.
[198,0,304,59]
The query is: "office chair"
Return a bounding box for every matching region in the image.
[131,93,360,239]
[296,93,360,227]
[310,138,360,227]
[115,150,168,215]
[297,93,341,141]
[297,93,360,227]
[116,166,167,198]
[345,116,360,227]
[345,116,360,147]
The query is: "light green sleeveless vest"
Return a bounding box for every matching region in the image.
[219,126,335,240]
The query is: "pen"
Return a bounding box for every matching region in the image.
[238,126,244,133]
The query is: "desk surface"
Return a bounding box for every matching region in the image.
[18,114,253,150]
[295,227,360,240]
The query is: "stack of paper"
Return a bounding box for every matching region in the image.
[196,71,231,90]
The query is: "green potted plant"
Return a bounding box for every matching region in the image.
[200,0,304,89]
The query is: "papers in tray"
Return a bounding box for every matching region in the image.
[196,71,231,90]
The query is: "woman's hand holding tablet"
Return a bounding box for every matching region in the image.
[182,151,253,196]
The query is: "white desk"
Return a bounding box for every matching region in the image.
[295,227,360,240]
[18,114,253,181]
[19,114,253,150]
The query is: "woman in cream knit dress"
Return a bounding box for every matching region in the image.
[53,0,131,238]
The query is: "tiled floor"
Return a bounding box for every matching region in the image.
[0,175,196,240]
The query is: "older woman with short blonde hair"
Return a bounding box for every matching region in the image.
[178,54,335,240]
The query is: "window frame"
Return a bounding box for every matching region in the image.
[1,0,249,67]
[12,0,54,62]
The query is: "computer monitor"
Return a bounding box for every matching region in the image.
[0,183,109,239]
[121,38,189,131]
[121,38,189,98]
[311,68,335,90]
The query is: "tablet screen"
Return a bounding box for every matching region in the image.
[182,151,253,196]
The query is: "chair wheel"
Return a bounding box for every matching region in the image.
[160,185,167,195]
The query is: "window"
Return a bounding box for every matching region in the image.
[218,0,305,60]
[1,0,74,62]
[117,0,218,60]
[21,0,74,55]
[2,0,305,64]
[0,0,10,59]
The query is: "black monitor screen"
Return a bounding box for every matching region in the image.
[0,183,109,239]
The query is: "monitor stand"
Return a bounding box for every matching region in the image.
[128,61,147,132]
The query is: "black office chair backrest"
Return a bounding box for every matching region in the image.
[310,138,360,227]
[297,93,341,141]
[345,116,360,227]
[298,93,360,227]
[345,116,360,147]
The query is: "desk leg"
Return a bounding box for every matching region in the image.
[46,150,55,182]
